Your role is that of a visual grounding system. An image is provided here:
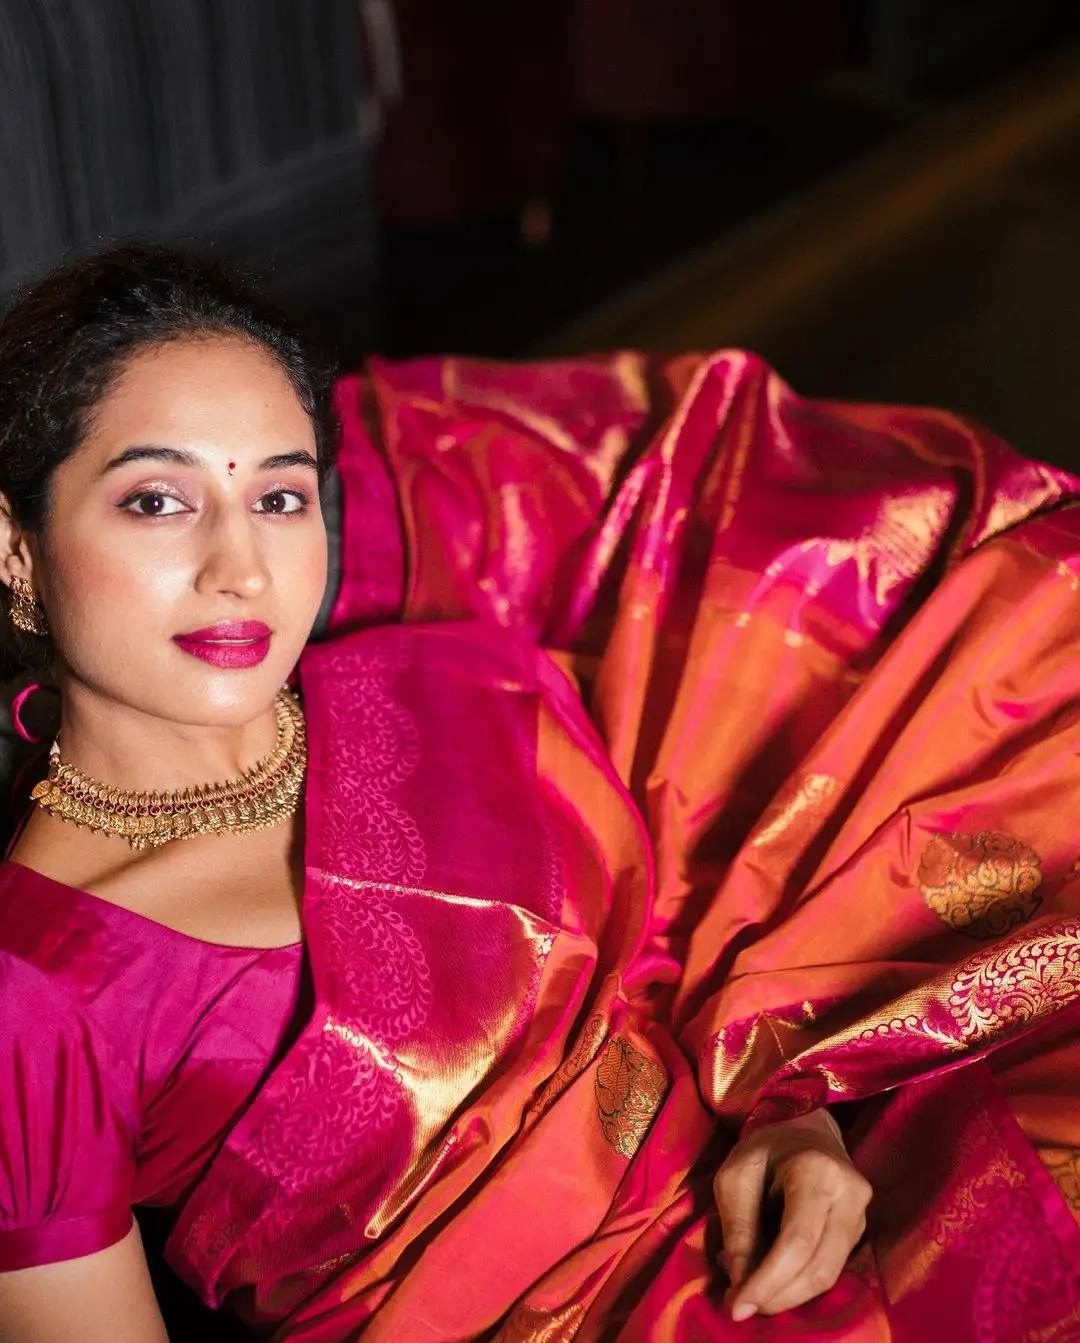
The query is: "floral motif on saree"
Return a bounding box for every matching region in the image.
[919,831,1043,939]
[593,1037,668,1159]
[871,1088,1080,1343]
[948,919,1080,1042]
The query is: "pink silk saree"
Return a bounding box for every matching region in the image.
[169,351,1080,1341]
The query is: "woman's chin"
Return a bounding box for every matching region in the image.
[77,662,300,731]
[166,673,296,725]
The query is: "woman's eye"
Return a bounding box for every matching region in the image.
[122,492,188,517]
[254,490,307,516]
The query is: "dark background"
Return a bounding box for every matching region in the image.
[2,1,1079,463]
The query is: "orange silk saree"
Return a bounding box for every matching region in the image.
[169,352,1080,1341]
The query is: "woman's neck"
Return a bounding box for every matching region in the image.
[54,679,281,795]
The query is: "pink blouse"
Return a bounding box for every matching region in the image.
[0,861,305,1272]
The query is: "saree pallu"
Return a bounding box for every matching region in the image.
[168,353,1080,1340]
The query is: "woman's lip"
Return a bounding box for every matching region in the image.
[174,620,271,642]
[173,634,271,670]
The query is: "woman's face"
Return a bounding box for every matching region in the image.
[29,336,328,727]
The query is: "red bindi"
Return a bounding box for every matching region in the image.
[227,461,237,476]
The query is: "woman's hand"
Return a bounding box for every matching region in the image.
[714,1108,871,1322]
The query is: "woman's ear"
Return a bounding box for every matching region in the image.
[0,493,35,590]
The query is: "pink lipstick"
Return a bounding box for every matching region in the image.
[173,620,271,669]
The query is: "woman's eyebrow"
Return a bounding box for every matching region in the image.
[259,451,319,473]
[101,445,201,474]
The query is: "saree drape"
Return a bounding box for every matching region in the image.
[169,352,1080,1341]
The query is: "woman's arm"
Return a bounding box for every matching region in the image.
[0,1223,169,1343]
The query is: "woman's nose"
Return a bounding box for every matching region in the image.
[195,515,270,599]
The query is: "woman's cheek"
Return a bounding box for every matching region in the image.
[49,531,187,636]
[269,524,328,602]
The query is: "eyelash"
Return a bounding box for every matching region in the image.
[118,488,312,518]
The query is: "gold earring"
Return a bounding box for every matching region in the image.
[9,576,47,637]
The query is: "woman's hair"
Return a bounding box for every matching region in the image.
[0,243,338,675]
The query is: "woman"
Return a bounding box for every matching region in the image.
[0,246,1077,1343]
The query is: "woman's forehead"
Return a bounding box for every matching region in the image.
[76,338,313,460]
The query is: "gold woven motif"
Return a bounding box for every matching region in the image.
[947,920,1080,1043]
[493,1301,586,1343]
[533,1013,608,1118]
[919,831,1042,940]
[594,1036,667,1159]
[1042,1148,1080,1214]
[750,771,839,852]
[30,689,305,849]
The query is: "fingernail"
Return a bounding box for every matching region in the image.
[731,1301,758,1323]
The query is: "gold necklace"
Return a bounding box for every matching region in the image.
[30,689,306,850]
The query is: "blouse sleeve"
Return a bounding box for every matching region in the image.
[0,952,136,1271]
